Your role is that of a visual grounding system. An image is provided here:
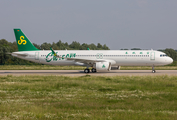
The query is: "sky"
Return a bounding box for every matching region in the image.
[0,0,177,50]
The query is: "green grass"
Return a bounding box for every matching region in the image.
[0,65,177,70]
[0,75,177,119]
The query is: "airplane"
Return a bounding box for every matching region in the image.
[11,29,173,73]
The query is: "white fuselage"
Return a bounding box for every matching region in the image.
[12,50,173,67]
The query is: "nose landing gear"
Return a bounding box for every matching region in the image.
[152,65,156,73]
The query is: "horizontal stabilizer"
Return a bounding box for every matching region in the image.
[10,53,28,57]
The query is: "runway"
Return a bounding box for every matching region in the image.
[0,70,176,76]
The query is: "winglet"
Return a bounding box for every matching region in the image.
[87,48,90,50]
[50,47,57,57]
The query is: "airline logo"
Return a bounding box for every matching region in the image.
[96,53,103,59]
[46,52,76,62]
[18,36,27,45]
[102,64,105,68]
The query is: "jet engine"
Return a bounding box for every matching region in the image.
[93,62,111,71]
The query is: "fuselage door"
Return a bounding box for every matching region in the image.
[35,52,39,60]
[150,52,155,60]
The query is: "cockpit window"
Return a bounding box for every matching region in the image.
[160,54,168,57]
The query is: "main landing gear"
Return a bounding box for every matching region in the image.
[91,68,97,73]
[84,68,97,73]
[84,68,90,73]
[152,65,156,73]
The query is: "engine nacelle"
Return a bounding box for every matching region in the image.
[93,62,111,71]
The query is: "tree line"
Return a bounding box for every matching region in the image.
[0,39,177,65]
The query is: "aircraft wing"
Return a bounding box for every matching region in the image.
[50,47,106,64]
[60,57,106,63]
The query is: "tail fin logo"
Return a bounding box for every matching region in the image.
[18,36,27,45]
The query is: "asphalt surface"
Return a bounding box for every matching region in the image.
[0,70,176,76]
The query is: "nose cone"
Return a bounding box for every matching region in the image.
[167,57,173,64]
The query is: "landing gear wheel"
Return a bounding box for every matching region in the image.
[92,68,97,73]
[84,69,90,73]
[152,65,156,73]
[152,70,156,73]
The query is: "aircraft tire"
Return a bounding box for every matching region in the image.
[152,70,156,73]
[92,68,97,73]
[84,69,90,73]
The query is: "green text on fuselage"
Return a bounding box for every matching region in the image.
[46,52,76,62]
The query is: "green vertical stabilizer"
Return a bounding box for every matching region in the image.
[14,29,39,51]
